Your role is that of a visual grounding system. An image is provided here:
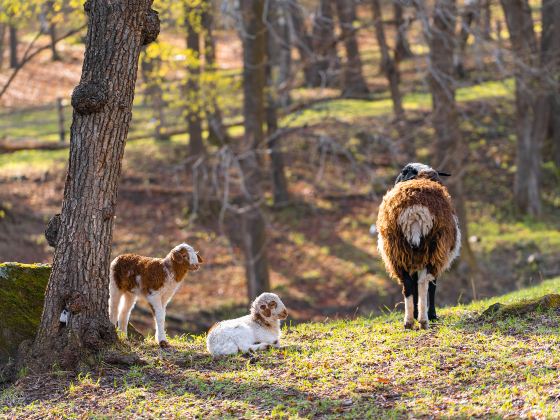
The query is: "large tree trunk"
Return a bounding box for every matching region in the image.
[500,0,545,216]
[186,3,205,158]
[393,3,413,62]
[421,0,478,276]
[310,0,339,87]
[9,25,17,68]
[239,0,270,300]
[202,0,229,145]
[28,0,159,371]
[371,0,404,119]
[334,0,369,97]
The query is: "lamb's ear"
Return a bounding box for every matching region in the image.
[171,250,182,263]
[196,253,204,263]
[437,171,451,177]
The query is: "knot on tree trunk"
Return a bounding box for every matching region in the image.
[102,205,114,220]
[45,213,61,248]
[65,290,86,314]
[71,80,108,115]
[83,0,92,13]
[142,9,160,45]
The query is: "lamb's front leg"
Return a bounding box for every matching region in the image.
[401,270,415,329]
[147,294,169,348]
[417,270,430,330]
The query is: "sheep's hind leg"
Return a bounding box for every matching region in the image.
[401,271,415,329]
[417,269,430,330]
[428,278,438,321]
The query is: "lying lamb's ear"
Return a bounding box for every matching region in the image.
[196,253,204,263]
[437,171,451,177]
[260,304,271,317]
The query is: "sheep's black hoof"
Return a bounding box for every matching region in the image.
[428,313,439,322]
[419,321,429,330]
[404,322,414,330]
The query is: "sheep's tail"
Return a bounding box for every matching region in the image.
[108,257,122,326]
[397,205,434,248]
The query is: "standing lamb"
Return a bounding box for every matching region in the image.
[109,243,203,347]
[207,293,288,356]
[376,163,461,329]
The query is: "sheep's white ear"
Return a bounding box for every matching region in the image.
[196,253,204,264]
[171,250,182,263]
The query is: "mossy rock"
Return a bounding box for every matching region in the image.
[480,294,560,320]
[0,263,50,364]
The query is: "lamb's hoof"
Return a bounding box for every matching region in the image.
[419,320,429,330]
[404,321,414,330]
[159,340,171,349]
[428,314,439,322]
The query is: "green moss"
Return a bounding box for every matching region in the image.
[0,263,51,364]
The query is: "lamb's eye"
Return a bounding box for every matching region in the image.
[260,304,267,310]
[268,301,277,309]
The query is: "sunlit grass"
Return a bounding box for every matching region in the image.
[3,277,559,418]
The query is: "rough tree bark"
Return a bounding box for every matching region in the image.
[310,0,339,87]
[334,0,369,97]
[202,0,229,145]
[393,3,413,62]
[186,2,205,158]
[500,0,546,216]
[420,0,478,275]
[238,0,271,300]
[371,0,404,119]
[27,0,159,371]
[9,24,17,68]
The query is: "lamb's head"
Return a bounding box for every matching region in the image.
[395,163,451,185]
[251,293,288,321]
[168,243,204,271]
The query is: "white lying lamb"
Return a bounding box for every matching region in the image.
[206,293,288,356]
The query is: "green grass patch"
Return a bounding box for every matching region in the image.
[3,277,559,418]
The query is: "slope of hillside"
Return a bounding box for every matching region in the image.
[2,277,559,418]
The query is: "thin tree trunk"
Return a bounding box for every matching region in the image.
[481,0,492,40]
[28,0,159,371]
[140,51,168,141]
[455,0,477,78]
[371,0,404,119]
[202,0,229,145]
[541,0,560,167]
[310,0,339,87]
[273,0,293,106]
[9,25,17,68]
[286,0,316,87]
[0,24,5,70]
[266,4,290,206]
[500,0,544,216]
[334,0,369,97]
[239,0,270,300]
[393,3,413,62]
[49,22,61,61]
[420,0,478,275]
[186,3,205,158]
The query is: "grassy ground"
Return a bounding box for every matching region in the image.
[2,277,559,418]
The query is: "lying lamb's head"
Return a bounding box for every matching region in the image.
[168,243,204,271]
[395,162,451,185]
[251,293,288,321]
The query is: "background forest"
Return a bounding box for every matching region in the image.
[1,0,559,336]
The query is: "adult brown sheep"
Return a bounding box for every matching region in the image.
[376,163,461,329]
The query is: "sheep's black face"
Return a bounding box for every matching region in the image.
[395,163,451,185]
